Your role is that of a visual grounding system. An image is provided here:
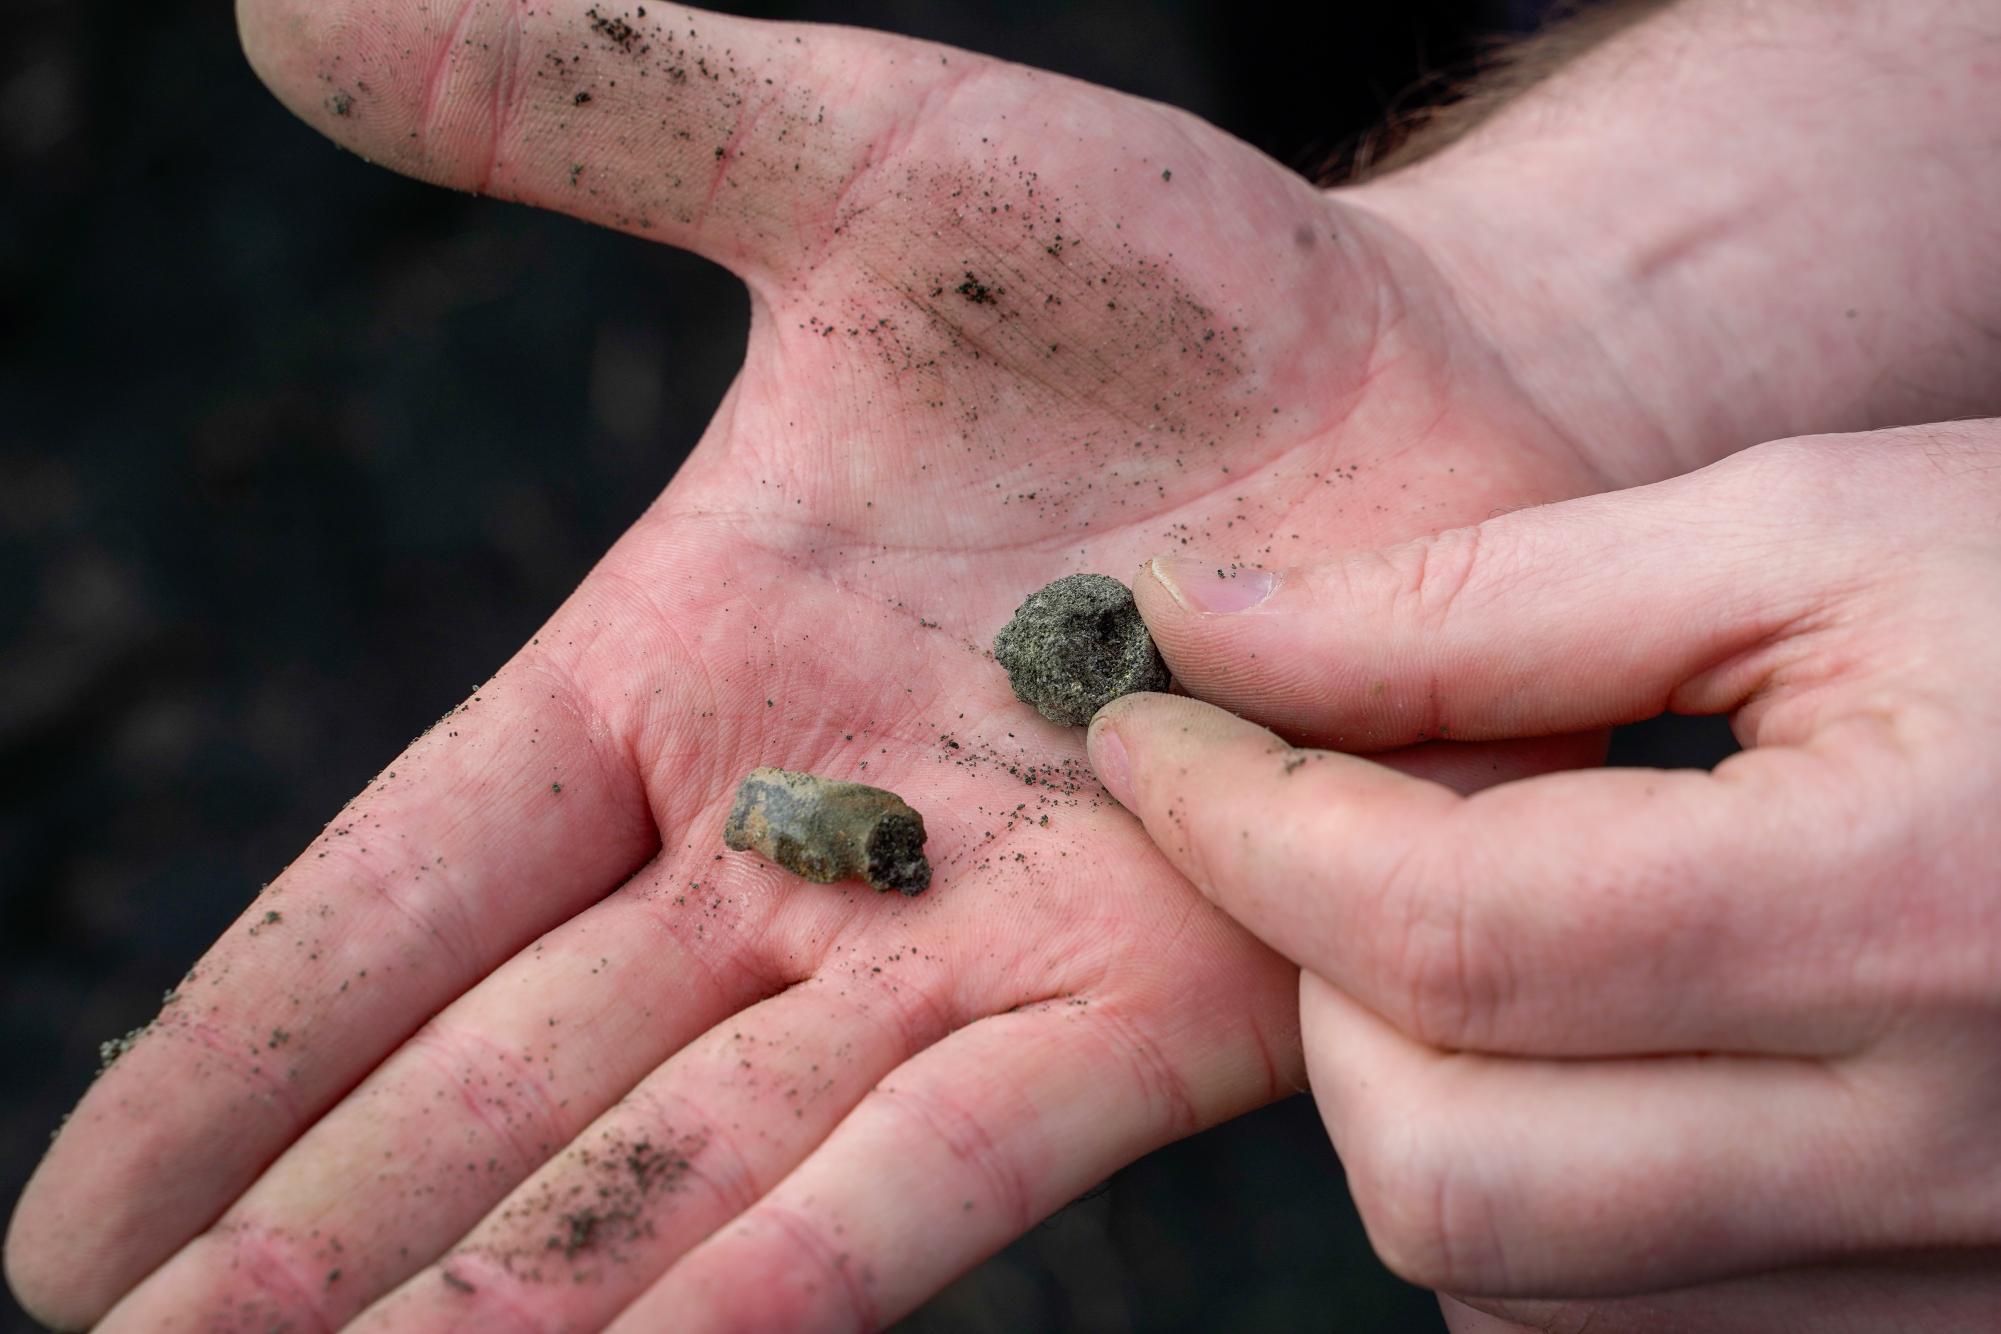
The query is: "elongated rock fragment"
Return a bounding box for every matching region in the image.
[993,573,1171,726]
[723,767,932,895]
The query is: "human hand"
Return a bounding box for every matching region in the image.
[1089,423,2001,1331]
[3,3,1624,1329]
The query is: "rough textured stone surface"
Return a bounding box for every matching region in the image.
[723,767,931,895]
[993,573,1171,726]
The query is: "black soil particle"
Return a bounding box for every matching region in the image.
[586,6,643,52]
[545,1131,702,1262]
[992,573,1170,726]
[96,1025,145,1074]
[955,271,999,305]
[723,768,932,895]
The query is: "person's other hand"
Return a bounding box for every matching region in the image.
[1090,423,2001,1331]
[3,3,1629,1329]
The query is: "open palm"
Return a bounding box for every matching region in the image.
[9,3,1613,1328]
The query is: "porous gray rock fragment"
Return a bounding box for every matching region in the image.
[993,573,1171,726]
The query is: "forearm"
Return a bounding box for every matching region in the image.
[1346,0,2001,484]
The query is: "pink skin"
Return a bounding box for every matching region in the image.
[1093,425,2001,1330]
[2,3,1623,1330]
[1082,1,2001,1323]
[11,0,2000,1327]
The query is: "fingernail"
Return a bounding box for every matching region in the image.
[1151,556,1281,614]
[1087,721,1134,810]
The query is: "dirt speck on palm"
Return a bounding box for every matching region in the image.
[993,573,1170,726]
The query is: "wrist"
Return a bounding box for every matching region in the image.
[1339,0,2001,485]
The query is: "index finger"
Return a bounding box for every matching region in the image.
[1088,693,1898,1059]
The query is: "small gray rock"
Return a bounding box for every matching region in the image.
[723,767,931,895]
[993,573,1171,726]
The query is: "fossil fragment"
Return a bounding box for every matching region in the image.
[723,767,931,895]
[992,573,1171,726]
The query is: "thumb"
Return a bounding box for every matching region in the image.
[1131,446,1841,748]
[236,0,958,283]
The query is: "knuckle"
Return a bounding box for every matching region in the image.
[1712,434,1850,516]
[415,0,528,194]
[1345,1115,1509,1293]
[1717,428,1982,519]
[740,1204,879,1334]
[403,1021,570,1177]
[199,1224,342,1334]
[622,1084,761,1218]
[318,833,487,979]
[1086,1004,1204,1140]
[872,1081,1035,1236]
[1371,843,1509,1050]
[1371,524,1489,637]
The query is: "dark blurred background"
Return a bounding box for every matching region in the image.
[0,1,1734,1329]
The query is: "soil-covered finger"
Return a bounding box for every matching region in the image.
[1090,691,1890,1058]
[604,991,1299,1333]
[87,850,785,1334]
[346,969,976,1332]
[5,654,657,1329]
[341,754,1233,1331]
[236,0,968,281]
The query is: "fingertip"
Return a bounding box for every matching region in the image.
[232,0,420,176]
[1131,553,1179,610]
[1128,559,1182,659]
[1091,691,1249,746]
[1134,554,1286,641]
[1083,710,1134,810]
[1087,690,1200,811]
[1132,554,1346,744]
[233,0,304,112]
[1152,555,1283,616]
[5,1167,103,1332]
[1088,693,1281,819]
